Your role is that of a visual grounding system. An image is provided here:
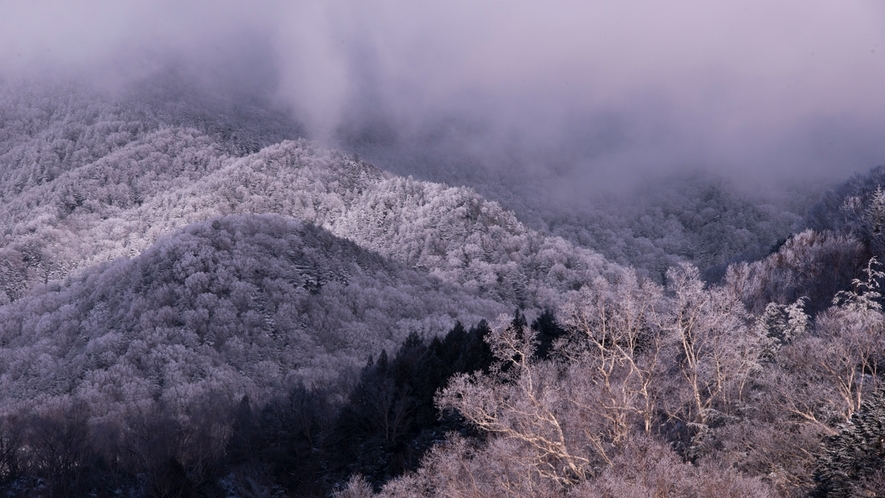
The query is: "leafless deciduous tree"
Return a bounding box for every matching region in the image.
[439,317,592,485]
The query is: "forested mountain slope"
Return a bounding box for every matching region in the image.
[806,165,885,257]
[354,137,808,281]
[0,214,505,419]
[2,80,809,308]
[720,165,885,315]
[0,82,156,202]
[0,88,620,309]
[4,79,885,496]
[543,174,805,281]
[183,141,618,308]
[0,126,228,301]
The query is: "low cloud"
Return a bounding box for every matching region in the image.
[3,0,885,194]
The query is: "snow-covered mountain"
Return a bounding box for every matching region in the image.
[0,80,618,420]
[0,214,505,418]
[2,78,884,497]
[0,83,620,311]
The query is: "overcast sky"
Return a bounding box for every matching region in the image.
[2,0,884,193]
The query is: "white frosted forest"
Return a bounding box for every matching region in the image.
[1,79,885,497]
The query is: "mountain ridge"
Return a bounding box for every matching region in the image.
[0,214,506,419]
[0,109,621,309]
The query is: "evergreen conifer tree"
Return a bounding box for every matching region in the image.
[815,389,885,497]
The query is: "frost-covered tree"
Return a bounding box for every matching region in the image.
[725,229,868,314]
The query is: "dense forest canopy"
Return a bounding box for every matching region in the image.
[0,73,884,497]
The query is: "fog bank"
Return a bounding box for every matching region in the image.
[3,0,884,195]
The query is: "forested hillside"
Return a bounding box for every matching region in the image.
[0,214,505,409]
[353,142,809,282]
[543,174,805,281]
[0,81,618,311]
[1,80,884,497]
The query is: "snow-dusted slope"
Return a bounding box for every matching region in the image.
[0,84,618,419]
[1,123,620,309]
[0,215,505,418]
[166,141,621,308]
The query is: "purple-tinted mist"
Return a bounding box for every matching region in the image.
[3,0,884,195]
